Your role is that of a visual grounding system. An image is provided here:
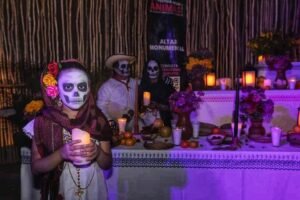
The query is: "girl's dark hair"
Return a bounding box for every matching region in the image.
[58,61,91,82]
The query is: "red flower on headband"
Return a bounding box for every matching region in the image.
[48,61,59,77]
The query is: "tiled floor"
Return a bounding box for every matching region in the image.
[0,163,20,200]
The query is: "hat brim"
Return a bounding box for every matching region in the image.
[105,54,136,69]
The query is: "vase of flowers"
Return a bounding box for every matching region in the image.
[186,49,213,91]
[239,87,274,137]
[169,91,203,140]
[247,31,297,89]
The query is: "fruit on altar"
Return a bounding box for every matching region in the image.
[120,138,126,145]
[293,125,300,133]
[153,118,164,129]
[211,127,222,134]
[180,140,189,148]
[189,141,199,148]
[159,126,172,137]
[123,131,133,139]
[125,138,136,146]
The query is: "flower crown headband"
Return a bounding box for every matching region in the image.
[42,59,85,101]
[42,61,61,100]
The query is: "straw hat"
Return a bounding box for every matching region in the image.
[105,54,136,69]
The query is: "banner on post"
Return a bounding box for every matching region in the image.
[147,0,186,91]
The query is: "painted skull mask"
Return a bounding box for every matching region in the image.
[58,69,89,110]
[113,60,131,77]
[147,60,160,79]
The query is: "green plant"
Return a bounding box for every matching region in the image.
[247,31,297,56]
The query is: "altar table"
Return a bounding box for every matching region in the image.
[106,137,300,200]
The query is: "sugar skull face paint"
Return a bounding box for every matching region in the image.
[147,60,159,79]
[113,60,131,77]
[58,69,89,110]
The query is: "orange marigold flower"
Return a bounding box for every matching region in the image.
[43,73,57,87]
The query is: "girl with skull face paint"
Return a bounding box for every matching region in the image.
[139,59,176,127]
[29,60,112,200]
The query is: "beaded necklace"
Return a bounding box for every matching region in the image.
[63,129,96,199]
[67,163,96,199]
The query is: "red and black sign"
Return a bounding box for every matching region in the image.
[148,0,186,91]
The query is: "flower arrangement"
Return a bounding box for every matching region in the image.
[247,31,297,56]
[169,91,203,113]
[186,49,213,71]
[239,87,274,121]
[42,61,61,99]
[24,100,44,116]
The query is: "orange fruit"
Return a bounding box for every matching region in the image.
[120,138,126,145]
[159,126,172,137]
[180,140,189,148]
[189,141,199,148]
[125,138,136,146]
[123,131,133,139]
[293,125,300,133]
[211,127,221,134]
[153,118,164,129]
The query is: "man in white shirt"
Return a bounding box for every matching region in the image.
[97,54,138,131]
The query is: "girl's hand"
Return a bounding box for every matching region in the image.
[81,142,99,161]
[59,139,83,162]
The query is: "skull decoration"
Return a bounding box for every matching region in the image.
[113,60,131,78]
[58,69,89,110]
[147,60,160,80]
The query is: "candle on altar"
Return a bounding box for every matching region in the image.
[263,79,272,89]
[117,117,127,133]
[243,71,255,87]
[288,77,296,90]
[219,78,227,90]
[143,91,151,106]
[71,128,91,166]
[206,73,216,87]
[258,55,265,64]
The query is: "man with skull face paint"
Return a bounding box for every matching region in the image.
[139,59,176,127]
[97,54,139,131]
[27,60,112,200]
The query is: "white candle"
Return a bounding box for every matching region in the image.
[244,72,255,87]
[219,78,227,90]
[71,128,91,166]
[258,55,265,64]
[172,127,182,145]
[117,118,127,133]
[206,73,216,87]
[271,126,282,147]
[288,78,296,90]
[263,79,272,89]
[143,91,151,106]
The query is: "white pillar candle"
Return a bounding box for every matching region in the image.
[263,79,272,89]
[219,78,227,90]
[258,55,265,64]
[71,128,91,166]
[117,118,127,133]
[288,78,296,90]
[172,127,182,145]
[271,126,282,147]
[244,71,255,87]
[206,73,216,87]
[143,92,151,106]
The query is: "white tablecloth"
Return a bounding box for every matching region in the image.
[193,90,300,132]
[106,137,300,200]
